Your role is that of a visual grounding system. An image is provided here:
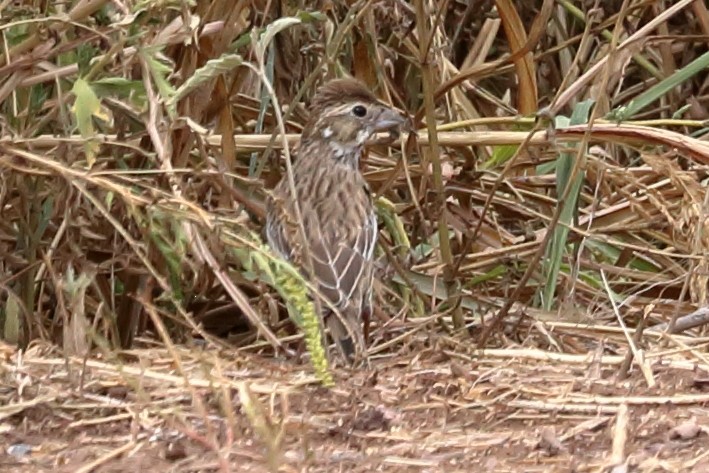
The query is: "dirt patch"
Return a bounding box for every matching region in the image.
[1,340,708,472]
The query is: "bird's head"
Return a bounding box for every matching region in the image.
[300,78,405,167]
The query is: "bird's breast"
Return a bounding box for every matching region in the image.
[308,167,373,226]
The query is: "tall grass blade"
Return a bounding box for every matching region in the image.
[541,99,594,310]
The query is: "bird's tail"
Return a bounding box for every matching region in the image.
[325,309,364,365]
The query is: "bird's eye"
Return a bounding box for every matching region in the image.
[352,105,367,117]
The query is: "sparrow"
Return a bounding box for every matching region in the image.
[265,78,405,364]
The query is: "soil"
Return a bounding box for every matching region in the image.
[1,340,708,472]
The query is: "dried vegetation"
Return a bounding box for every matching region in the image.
[2,0,709,471]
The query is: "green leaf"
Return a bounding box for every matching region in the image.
[465,265,507,287]
[71,78,108,167]
[608,50,709,122]
[482,119,534,169]
[483,144,518,169]
[258,17,302,52]
[92,77,148,112]
[585,239,661,272]
[168,53,244,115]
[92,77,145,97]
[541,99,594,310]
[141,48,177,104]
[254,11,325,57]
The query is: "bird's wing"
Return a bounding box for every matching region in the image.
[306,206,377,312]
[267,185,376,310]
[265,181,377,362]
[307,205,376,362]
[265,200,294,262]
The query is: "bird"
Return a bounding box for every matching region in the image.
[265,78,405,364]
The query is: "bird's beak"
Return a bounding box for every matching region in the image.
[373,108,406,132]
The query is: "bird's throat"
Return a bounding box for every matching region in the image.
[327,141,364,169]
[298,135,364,170]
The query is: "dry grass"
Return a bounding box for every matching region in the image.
[2,0,709,471]
[2,335,709,472]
